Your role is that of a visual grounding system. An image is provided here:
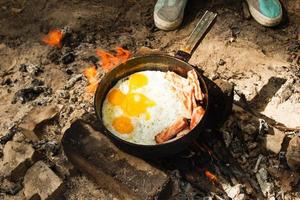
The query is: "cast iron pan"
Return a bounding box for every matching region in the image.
[94,11,217,158]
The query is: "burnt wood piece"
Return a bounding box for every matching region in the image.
[62,120,171,200]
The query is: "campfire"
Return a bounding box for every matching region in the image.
[0,1,300,200]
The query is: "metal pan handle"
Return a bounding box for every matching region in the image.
[175,10,217,62]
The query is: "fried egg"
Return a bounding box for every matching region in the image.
[102,71,190,145]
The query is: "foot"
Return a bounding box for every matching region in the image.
[246,0,282,27]
[154,0,188,31]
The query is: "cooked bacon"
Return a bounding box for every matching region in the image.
[176,128,190,138]
[191,88,198,111]
[155,118,188,144]
[182,90,193,118]
[190,106,205,130]
[187,70,204,101]
[165,71,189,90]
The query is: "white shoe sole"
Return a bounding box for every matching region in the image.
[246,0,282,27]
[154,11,184,31]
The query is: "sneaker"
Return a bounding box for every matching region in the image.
[246,0,283,27]
[154,0,188,31]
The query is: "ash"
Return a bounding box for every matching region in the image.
[0,0,300,199]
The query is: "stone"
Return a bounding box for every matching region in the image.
[62,120,171,200]
[268,167,300,192]
[0,141,36,181]
[286,136,300,171]
[263,128,285,154]
[225,184,243,199]
[0,179,23,195]
[235,194,246,200]
[19,105,59,141]
[256,168,274,197]
[218,59,226,66]
[3,189,26,200]
[23,161,64,200]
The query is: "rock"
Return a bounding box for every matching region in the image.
[225,184,244,199]
[19,105,59,141]
[218,59,226,66]
[3,189,26,200]
[286,136,300,171]
[256,168,274,197]
[268,168,300,192]
[263,128,285,154]
[23,161,64,200]
[0,179,23,195]
[0,141,36,181]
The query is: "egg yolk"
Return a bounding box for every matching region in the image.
[129,73,148,91]
[108,73,156,134]
[121,93,156,117]
[107,89,125,106]
[112,116,134,134]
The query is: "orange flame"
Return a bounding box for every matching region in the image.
[96,47,131,72]
[205,170,217,183]
[84,66,98,94]
[42,29,63,48]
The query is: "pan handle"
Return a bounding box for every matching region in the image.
[175,10,217,62]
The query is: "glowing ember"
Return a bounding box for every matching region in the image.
[42,29,63,48]
[204,170,217,183]
[84,66,98,94]
[96,47,131,71]
[83,47,131,96]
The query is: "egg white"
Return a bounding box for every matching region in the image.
[102,71,190,145]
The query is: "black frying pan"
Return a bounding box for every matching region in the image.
[94,11,217,158]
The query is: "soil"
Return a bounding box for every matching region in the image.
[0,0,299,199]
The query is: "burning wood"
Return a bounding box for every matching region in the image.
[83,47,131,95]
[204,170,218,183]
[96,47,131,72]
[83,66,98,94]
[42,29,64,48]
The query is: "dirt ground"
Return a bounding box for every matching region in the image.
[0,0,299,199]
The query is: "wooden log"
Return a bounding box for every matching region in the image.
[62,120,171,200]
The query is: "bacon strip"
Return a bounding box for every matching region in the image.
[155,118,188,144]
[190,106,205,130]
[165,71,189,89]
[175,128,190,139]
[188,70,204,101]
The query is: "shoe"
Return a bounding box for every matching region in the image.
[246,0,282,27]
[154,0,188,31]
